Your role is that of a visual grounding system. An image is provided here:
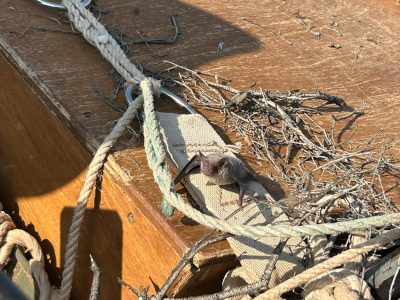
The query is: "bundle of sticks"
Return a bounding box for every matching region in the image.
[154,61,399,225]
[114,62,400,299]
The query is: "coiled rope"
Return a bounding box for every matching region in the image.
[0,204,57,300]
[254,228,400,299]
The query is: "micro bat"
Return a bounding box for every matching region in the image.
[174,151,256,207]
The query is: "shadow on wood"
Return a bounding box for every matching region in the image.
[61,208,122,299]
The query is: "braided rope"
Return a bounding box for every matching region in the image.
[302,268,372,300]
[253,228,400,299]
[0,204,57,300]
[62,0,143,84]
[58,95,144,299]
[2,230,56,300]
[141,81,400,238]
[0,211,15,245]
[58,1,400,299]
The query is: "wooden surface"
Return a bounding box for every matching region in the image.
[0,55,233,298]
[0,0,399,199]
[0,54,178,298]
[0,0,399,297]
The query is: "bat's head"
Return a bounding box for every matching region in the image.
[199,151,227,177]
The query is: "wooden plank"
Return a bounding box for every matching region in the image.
[0,0,242,249]
[0,53,175,298]
[1,0,399,204]
[0,54,233,298]
[0,0,399,297]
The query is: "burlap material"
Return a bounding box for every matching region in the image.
[158,112,304,286]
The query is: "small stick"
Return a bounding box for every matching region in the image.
[129,16,181,45]
[285,134,294,164]
[242,18,292,45]
[91,82,125,113]
[333,110,364,121]
[165,239,288,300]
[118,277,142,298]
[19,26,78,38]
[311,151,371,172]
[259,239,288,288]
[294,11,321,39]
[154,232,230,300]
[324,26,343,37]
[89,255,101,300]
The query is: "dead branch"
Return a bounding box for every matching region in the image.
[89,255,101,300]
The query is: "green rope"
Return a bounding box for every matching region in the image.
[141,79,174,217]
[141,79,400,238]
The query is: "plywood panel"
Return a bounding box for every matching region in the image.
[0,0,399,297]
[0,54,232,298]
[0,0,398,206]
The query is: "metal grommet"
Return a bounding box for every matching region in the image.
[33,0,92,11]
[124,84,197,114]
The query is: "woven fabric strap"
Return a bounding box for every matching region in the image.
[157,112,304,285]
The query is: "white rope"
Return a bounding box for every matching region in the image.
[57,1,400,299]
[58,95,145,299]
[141,80,400,239]
[62,0,144,84]
[254,228,400,299]
[0,205,58,300]
[303,268,372,300]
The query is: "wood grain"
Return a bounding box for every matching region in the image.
[0,54,232,298]
[1,0,398,203]
[0,0,399,297]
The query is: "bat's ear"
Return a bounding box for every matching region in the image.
[199,151,206,160]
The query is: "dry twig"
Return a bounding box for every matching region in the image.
[89,255,101,300]
[156,61,399,227]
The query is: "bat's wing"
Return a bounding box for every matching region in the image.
[174,154,201,184]
[226,160,253,185]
